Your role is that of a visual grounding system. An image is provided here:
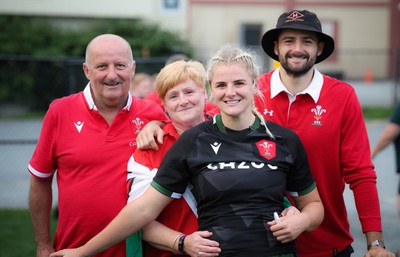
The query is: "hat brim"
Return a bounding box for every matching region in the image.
[261,27,335,64]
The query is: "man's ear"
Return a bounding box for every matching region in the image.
[83,63,90,80]
[273,41,279,56]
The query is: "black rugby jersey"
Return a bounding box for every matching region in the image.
[152,114,315,257]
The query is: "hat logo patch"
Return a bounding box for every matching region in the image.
[286,11,304,22]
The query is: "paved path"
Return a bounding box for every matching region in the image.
[346,120,400,255]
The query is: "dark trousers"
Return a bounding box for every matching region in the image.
[333,245,354,257]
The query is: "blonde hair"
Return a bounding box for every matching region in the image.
[156,60,206,100]
[206,44,273,138]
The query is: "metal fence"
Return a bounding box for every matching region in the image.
[0,55,170,112]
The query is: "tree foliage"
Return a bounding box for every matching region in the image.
[0,15,193,111]
[0,15,192,57]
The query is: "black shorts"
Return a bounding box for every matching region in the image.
[333,245,354,257]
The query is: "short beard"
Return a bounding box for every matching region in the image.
[279,54,316,78]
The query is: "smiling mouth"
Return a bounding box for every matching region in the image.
[105,83,119,86]
[289,56,306,60]
[288,54,308,60]
[104,79,122,86]
[178,106,193,112]
[225,100,241,104]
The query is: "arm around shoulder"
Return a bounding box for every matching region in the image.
[136,120,166,150]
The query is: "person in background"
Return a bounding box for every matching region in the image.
[28,34,167,257]
[130,72,155,99]
[49,44,324,257]
[372,103,400,217]
[165,53,190,66]
[371,103,400,257]
[256,9,395,257]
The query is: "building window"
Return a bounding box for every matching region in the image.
[241,23,263,46]
[164,0,179,10]
[240,23,270,72]
[160,0,184,15]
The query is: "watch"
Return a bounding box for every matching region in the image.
[367,240,385,250]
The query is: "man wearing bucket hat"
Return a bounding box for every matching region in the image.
[256,9,395,257]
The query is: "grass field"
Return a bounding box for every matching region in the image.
[0,209,57,257]
[362,106,394,120]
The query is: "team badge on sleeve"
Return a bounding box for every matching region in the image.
[256,139,276,160]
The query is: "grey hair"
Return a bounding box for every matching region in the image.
[206,44,274,139]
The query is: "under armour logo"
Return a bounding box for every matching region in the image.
[263,109,274,116]
[210,142,221,155]
[74,121,84,133]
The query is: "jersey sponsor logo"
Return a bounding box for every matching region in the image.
[210,142,222,154]
[207,161,265,170]
[74,121,84,133]
[311,105,326,126]
[132,117,144,134]
[256,139,276,160]
[267,164,278,170]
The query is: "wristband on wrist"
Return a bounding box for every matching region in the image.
[172,233,184,254]
[178,234,187,254]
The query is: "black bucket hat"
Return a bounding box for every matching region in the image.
[261,10,335,64]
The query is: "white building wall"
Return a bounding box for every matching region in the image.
[0,0,188,37]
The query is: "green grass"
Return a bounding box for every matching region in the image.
[0,111,45,120]
[362,106,394,120]
[0,209,57,257]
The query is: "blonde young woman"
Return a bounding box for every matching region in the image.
[50,45,323,257]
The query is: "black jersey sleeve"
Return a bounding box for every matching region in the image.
[285,131,316,196]
[151,123,204,197]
